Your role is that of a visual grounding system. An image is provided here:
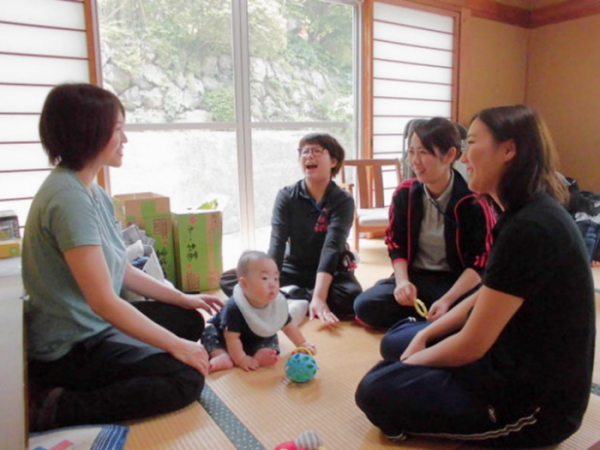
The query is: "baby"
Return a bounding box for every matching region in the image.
[204,250,316,372]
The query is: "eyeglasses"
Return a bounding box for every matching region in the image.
[299,146,327,157]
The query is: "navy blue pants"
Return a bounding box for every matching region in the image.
[28,302,205,429]
[354,269,474,329]
[355,321,576,448]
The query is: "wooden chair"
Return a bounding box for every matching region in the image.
[340,158,402,251]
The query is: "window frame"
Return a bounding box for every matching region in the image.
[92,0,363,250]
[362,0,463,160]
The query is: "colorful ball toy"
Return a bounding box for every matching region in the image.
[275,430,326,450]
[285,347,318,383]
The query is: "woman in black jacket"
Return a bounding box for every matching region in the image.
[268,133,362,324]
[354,117,495,328]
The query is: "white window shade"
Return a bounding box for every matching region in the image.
[0,54,89,85]
[0,23,88,58]
[374,41,453,67]
[374,2,453,31]
[0,144,48,171]
[371,2,458,170]
[0,116,41,142]
[374,22,453,49]
[0,85,54,114]
[373,98,452,117]
[373,59,452,84]
[0,0,90,230]
[0,1,86,29]
[374,79,452,101]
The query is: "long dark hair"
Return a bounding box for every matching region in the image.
[471,105,568,211]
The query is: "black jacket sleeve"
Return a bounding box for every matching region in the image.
[268,187,291,271]
[317,189,354,274]
[385,179,416,264]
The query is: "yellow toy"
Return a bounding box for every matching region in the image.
[414,298,428,318]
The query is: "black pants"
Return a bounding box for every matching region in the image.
[279,262,362,318]
[355,320,578,448]
[353,269,476,329]
[220,263,362,318]
[28,302,205,429]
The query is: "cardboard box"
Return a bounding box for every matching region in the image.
[0,239,21,258]
[172,196,228,293]
[0,211,20,241]
[113,193,176,282]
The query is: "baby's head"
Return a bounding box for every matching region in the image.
[237,250,280,308]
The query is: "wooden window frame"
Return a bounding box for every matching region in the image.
[362,0,463,159]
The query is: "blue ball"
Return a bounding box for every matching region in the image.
[285,353,318,383]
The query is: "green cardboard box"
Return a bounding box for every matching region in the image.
[172,196,228,293]
[0,210,20,241]
[113,192,176,282]
[0,239,21,258]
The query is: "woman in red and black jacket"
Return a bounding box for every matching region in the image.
[354,117,495,329]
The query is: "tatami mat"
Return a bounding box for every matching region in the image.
[592,267,600,291]
[124,402,236,449]
[594,293,600,388]
[205,319,461,450]
[123,238,600,449]
[186,318,600,450]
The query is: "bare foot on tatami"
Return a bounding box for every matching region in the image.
[254,348,279,367]
[208,352,234,373]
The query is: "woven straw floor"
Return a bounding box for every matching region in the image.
[125,240,600,449]
[125,317,600,449]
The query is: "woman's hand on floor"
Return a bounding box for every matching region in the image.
[309,298,339,324]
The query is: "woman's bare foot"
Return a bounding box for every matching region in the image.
[254,348,279,367]
[208,352,234,373]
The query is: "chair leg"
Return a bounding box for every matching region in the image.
[354,226,359,252]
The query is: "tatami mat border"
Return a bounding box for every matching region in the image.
[199,380,600,449]
[199,384,266,450]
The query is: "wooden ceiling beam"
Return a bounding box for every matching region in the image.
[389,0,529,26]
[530,0,600,28]
[393,0,600,28]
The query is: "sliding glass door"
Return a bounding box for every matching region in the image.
[97,0,360,266]
[247,0,358,251]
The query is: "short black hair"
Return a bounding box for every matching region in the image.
[39,83,125,171]
[237,250,273,277]
[411,117,463,160]
[298,132,346,177]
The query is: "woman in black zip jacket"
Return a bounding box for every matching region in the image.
[268,132,362,324]
[354,117,495,329]
[219,133,362,325]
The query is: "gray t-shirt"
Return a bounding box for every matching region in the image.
[23,167,127,361]
[412,173,453,272]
